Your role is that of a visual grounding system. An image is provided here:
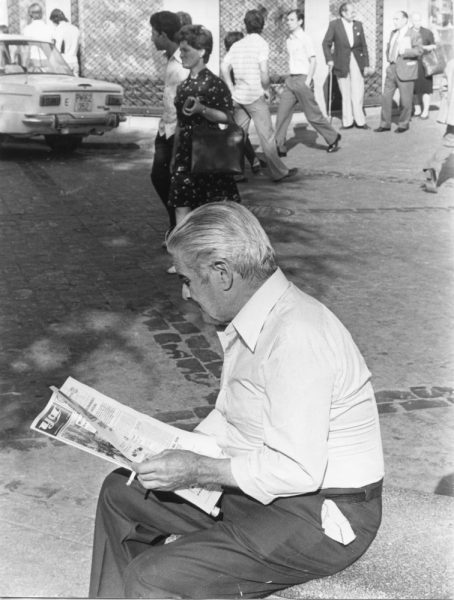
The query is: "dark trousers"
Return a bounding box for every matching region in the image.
[89,469,382,599]
[150,133,176,230]
[379,64,415,129]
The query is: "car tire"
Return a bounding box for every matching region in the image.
[45,135,83,153]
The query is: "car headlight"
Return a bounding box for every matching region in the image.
[40,95,61,107]
[105,94,123,106]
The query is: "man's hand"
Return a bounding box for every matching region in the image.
[327,60,334,71]
[134,449,200,491]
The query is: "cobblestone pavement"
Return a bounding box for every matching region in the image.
[0,108,453,596]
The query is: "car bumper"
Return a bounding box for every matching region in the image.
[22,111,126,133]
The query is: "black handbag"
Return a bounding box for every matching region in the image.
[191,118,245,175]
[422,48,446,77]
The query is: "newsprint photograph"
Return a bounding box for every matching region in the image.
[0,0,453,598]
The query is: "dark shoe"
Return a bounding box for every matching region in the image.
[374,126,391,132]
[395,127,408,133]
[340,124,354,129]
[327,134,341,153]
[251,161,261,174]
[274,167,298,183]
[423,168,437,193]
[277,148,287,157]
[355,124,370,129]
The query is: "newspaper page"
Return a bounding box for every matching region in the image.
[30,377,224,515]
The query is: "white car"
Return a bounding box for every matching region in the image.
[0,34,126,152]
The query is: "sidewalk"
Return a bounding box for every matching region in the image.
[0,103,453,598]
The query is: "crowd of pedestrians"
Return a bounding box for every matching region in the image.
[15,3,452,233]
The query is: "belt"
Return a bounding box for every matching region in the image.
[320,479,383,503]
[290,73,305,76]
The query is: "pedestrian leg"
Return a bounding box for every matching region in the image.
[246,96,289,181]
[337,74,354,127]
[150,133,176,230]
[275,80,298,154]
[290,75,338,144]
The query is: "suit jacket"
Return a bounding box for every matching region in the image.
[386,27,423,81]
[322,18,369,78]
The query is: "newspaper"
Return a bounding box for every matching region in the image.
[30,376,224,516]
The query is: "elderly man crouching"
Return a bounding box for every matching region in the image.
[89,202,384,599]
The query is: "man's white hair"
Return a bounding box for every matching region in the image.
[167,202,277,281]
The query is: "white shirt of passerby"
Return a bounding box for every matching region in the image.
[286,27,315,75]
[23,19,54,42]
[55,21,80,74]
[222,33,269,104]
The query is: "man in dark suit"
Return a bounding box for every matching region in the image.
[322,2,371,129]
[375,10,423,133]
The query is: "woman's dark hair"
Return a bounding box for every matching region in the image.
[224,31,244,52]
[176,25,213,64]
[149,11,182,42]
[244,9,265,34]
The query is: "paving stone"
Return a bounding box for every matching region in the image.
[172,321,201,335]
[153,333,181,345]
[401,399,451,410]
[191,348,222,363]
[377,403,399,414]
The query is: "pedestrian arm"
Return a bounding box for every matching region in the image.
[306,56,316,86]
[259,58,270,91]
[322,22,335,64]
[359,24,370,68]
[402,31,423,58]
[220,60,235,97]
[183,97,231,124]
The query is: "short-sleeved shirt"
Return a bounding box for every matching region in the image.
[286,27,315,75]
[222,33,269,104]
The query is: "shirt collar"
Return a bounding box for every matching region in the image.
[226,268,290,352]
[170,48,182,64]
[289,27,304,40]
[342,17,353,27]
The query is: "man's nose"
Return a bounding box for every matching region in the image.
[182,284,191,300]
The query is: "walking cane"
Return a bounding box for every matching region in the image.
[328,67,333,124]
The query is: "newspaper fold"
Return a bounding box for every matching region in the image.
[30,377,223,516]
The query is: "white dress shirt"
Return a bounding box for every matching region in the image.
[222,33,269,104]
[342,17,354,47]
[159,49,187,138]
[286,28,315,75]
[196,269,384,505]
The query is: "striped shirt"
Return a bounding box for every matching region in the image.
[222,33,269,104]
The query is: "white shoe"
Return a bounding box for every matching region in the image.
[167,265,177,274]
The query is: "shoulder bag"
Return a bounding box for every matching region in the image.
[191,114,245,175]
[421,47,446,77]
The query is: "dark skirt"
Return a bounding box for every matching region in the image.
[414,58,433,95]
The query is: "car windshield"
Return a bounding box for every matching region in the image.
[0,40,73,76]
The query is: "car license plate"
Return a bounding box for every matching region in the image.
[74,92,93,112]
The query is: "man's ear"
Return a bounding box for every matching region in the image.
[211,260,234,291]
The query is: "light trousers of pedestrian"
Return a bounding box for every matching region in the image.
[275,74,338,151]
[89,468,382,599]
[337,55,366,127]
[234,96,288,181]
[379,63,415,129]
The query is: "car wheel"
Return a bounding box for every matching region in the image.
[45,135,83,153]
